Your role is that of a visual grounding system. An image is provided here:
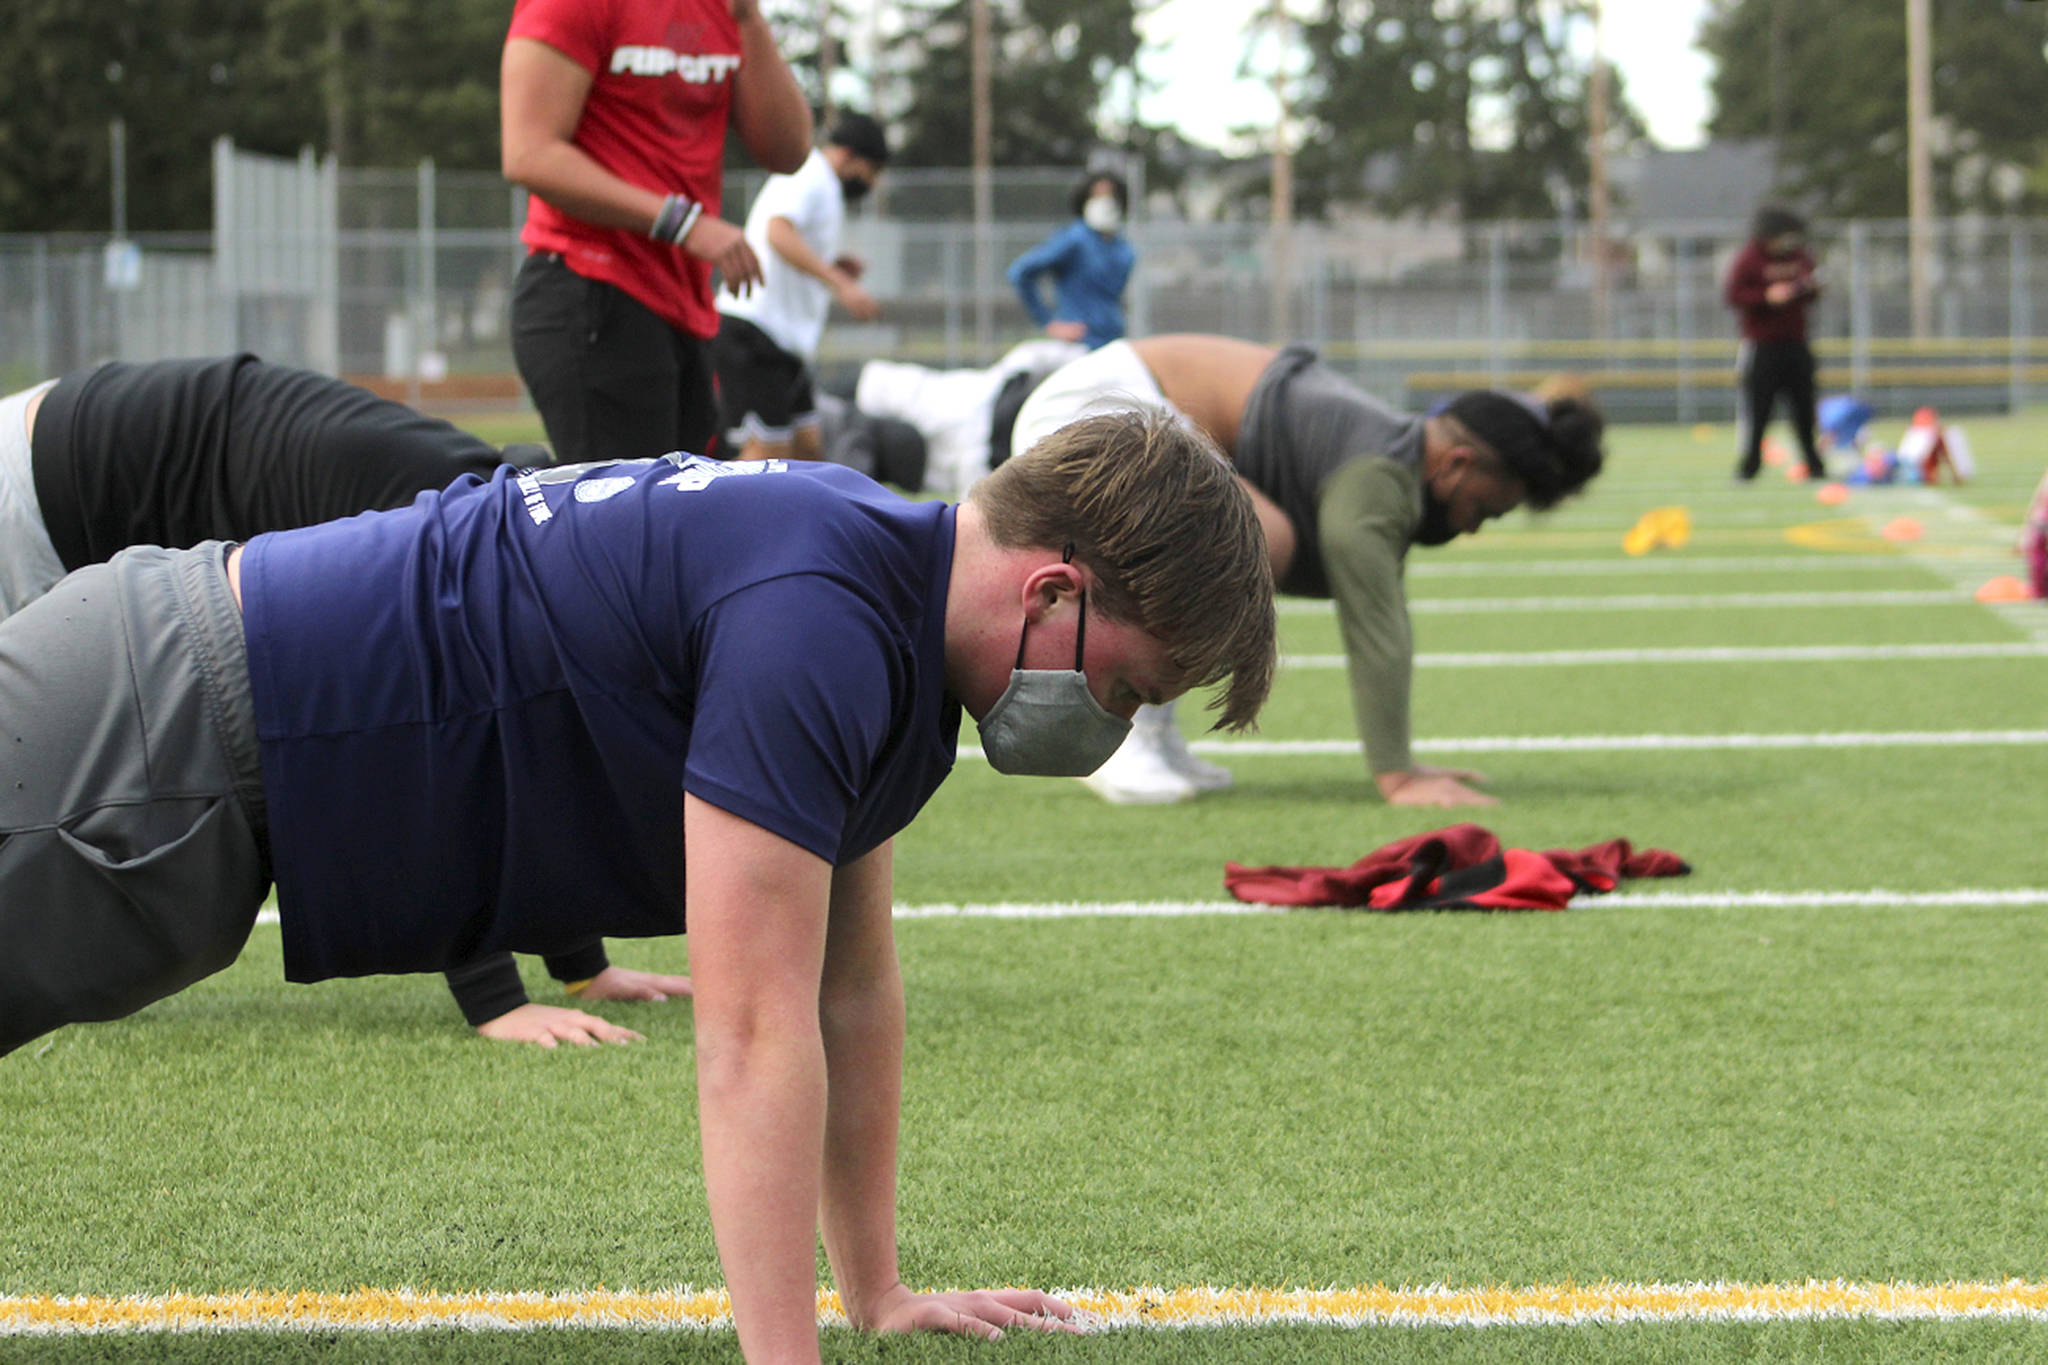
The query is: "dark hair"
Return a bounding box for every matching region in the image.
[1442,390,1606,511]
[1069,171,1129,220]
[1752,204,1806,242]
[828,112,891,166]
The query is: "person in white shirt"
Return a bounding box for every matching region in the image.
[714,113,890,461]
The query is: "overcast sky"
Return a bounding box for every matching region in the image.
[1134,0,1714,152]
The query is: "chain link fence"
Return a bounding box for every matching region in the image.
[5,152,2046,424]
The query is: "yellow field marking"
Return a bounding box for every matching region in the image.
[1784,516,1890,553]
[8,1281,2048,1333]
[1068,1281,2048,1326]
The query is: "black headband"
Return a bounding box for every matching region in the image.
[1445,391,1565,501]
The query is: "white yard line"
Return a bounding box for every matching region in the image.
[247,882,2048,930]
[1883,486,2048,643]
[955,729,2048,763]
[1197,730,2048,756]
[1268,641,2048,669]
[1276,588,1977,616]
[1409,553,1913,578]
[889,889,2048,919]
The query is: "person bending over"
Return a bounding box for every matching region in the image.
[1010,333,1604,806]
[0,354,687,1044]
[0,411,1275,1362]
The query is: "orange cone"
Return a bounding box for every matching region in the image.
[1815,483,1850,506]
[1976,576,2033,603]
[1881,517,1924,543]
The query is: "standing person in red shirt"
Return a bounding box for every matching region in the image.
[502,0,812,464]
[1725,205,1825,482]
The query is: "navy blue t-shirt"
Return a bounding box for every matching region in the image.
[240,455,960,983]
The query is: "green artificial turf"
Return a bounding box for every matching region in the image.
[3,409,2046,1363]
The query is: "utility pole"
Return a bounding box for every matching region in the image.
[1588,0,1610,341]
[1267,0,1295,343]
[970,0,994,356]
[1906,0,1933,339]
[325,4,348,165]
[817,0,836,127]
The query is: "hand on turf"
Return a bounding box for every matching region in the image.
[861,1283,1082,1340]
[475,1003,644,1048]
[1378,766,1497,808]
[574,965,693,1003]
[689,215,764,296]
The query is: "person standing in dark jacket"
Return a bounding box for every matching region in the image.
[1726,205,1824,482]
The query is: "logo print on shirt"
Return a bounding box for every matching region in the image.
[514,456,679,527]
[609,46,741,83]
[659,457,790,493]
[574,476,638,503]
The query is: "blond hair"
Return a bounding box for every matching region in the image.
[970,408,1276,730]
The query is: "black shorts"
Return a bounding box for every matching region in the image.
[511,253,718,465]
[30,356,512,574]
[712,315,817,447]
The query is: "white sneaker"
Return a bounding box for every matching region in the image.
[1081,722,1197,804]
[1150,713,1234,792]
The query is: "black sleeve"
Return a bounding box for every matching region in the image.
[543,941,611,986]
[443,953,532,1028]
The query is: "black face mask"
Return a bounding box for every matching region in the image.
[1414,480,1460,546]
[841,175,873,205]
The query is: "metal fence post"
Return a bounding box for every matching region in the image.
[31,237,52,378]
[313,149,340,373]
[1486,225,1506,390]
[1847,220,1870,400]
[1675,231,1695,423]
[213,135,237,356]
[413,156,437,405]
[942,230,961,368]
[2011,221,2030,414]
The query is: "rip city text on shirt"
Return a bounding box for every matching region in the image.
[609,46,741,84]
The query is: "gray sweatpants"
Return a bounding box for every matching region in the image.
[0,542,270,1054]
[0,381,66,619]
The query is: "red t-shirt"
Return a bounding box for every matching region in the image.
[1724,239,1819,346]
[509,0,740,337]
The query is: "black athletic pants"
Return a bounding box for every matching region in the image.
[1736,339,1823,480]
[511,253,718,466]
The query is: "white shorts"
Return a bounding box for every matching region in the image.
[0,381,64,621]
[855,359,1000,501]
[1008,340,1181,464]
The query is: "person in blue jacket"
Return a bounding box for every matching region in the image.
[1006,171,1136,350]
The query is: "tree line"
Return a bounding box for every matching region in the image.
[3,0,2046,233]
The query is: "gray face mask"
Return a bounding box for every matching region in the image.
[977,585,1133,777]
